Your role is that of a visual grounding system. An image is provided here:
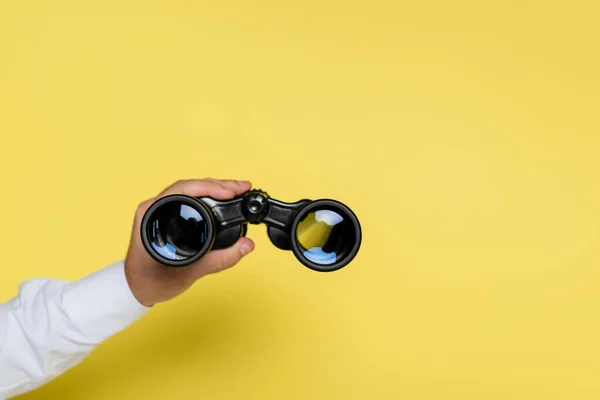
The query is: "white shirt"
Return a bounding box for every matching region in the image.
[0,260,150,399]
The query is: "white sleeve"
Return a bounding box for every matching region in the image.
[0,260,150,399]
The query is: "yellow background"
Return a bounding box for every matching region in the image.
[1,0,599,399]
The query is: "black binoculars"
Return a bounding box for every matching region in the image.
[140,189,362,272]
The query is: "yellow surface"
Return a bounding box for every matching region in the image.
[296,212,334,250]
[1,1,599,399]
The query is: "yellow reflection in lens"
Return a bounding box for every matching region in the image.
[296,212,334,249]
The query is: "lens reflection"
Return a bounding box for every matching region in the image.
[295,209,356,266]
[148,203,209,261]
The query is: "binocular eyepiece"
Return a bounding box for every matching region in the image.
[140,189,362,272]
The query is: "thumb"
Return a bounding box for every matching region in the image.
[194,237,255,277]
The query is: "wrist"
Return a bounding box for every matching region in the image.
[124,261,156,307]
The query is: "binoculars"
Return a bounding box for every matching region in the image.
[140,189,362,272]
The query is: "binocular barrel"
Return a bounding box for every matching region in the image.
[140,189,361,272]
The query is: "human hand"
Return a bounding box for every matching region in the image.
[124,178,255,307]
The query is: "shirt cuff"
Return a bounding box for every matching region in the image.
[61,260,151,343]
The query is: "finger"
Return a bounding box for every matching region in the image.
[158,179,235,199]
[192,237,255,277]
[133,198,157,222]
[205,178,252,195]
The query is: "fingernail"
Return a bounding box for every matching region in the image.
[240,244,253,256]
[237,180,249,185]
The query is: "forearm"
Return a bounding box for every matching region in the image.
[0,261,149,399]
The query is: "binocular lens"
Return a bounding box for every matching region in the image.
[146,202,210,261]
[293,202,361,271]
